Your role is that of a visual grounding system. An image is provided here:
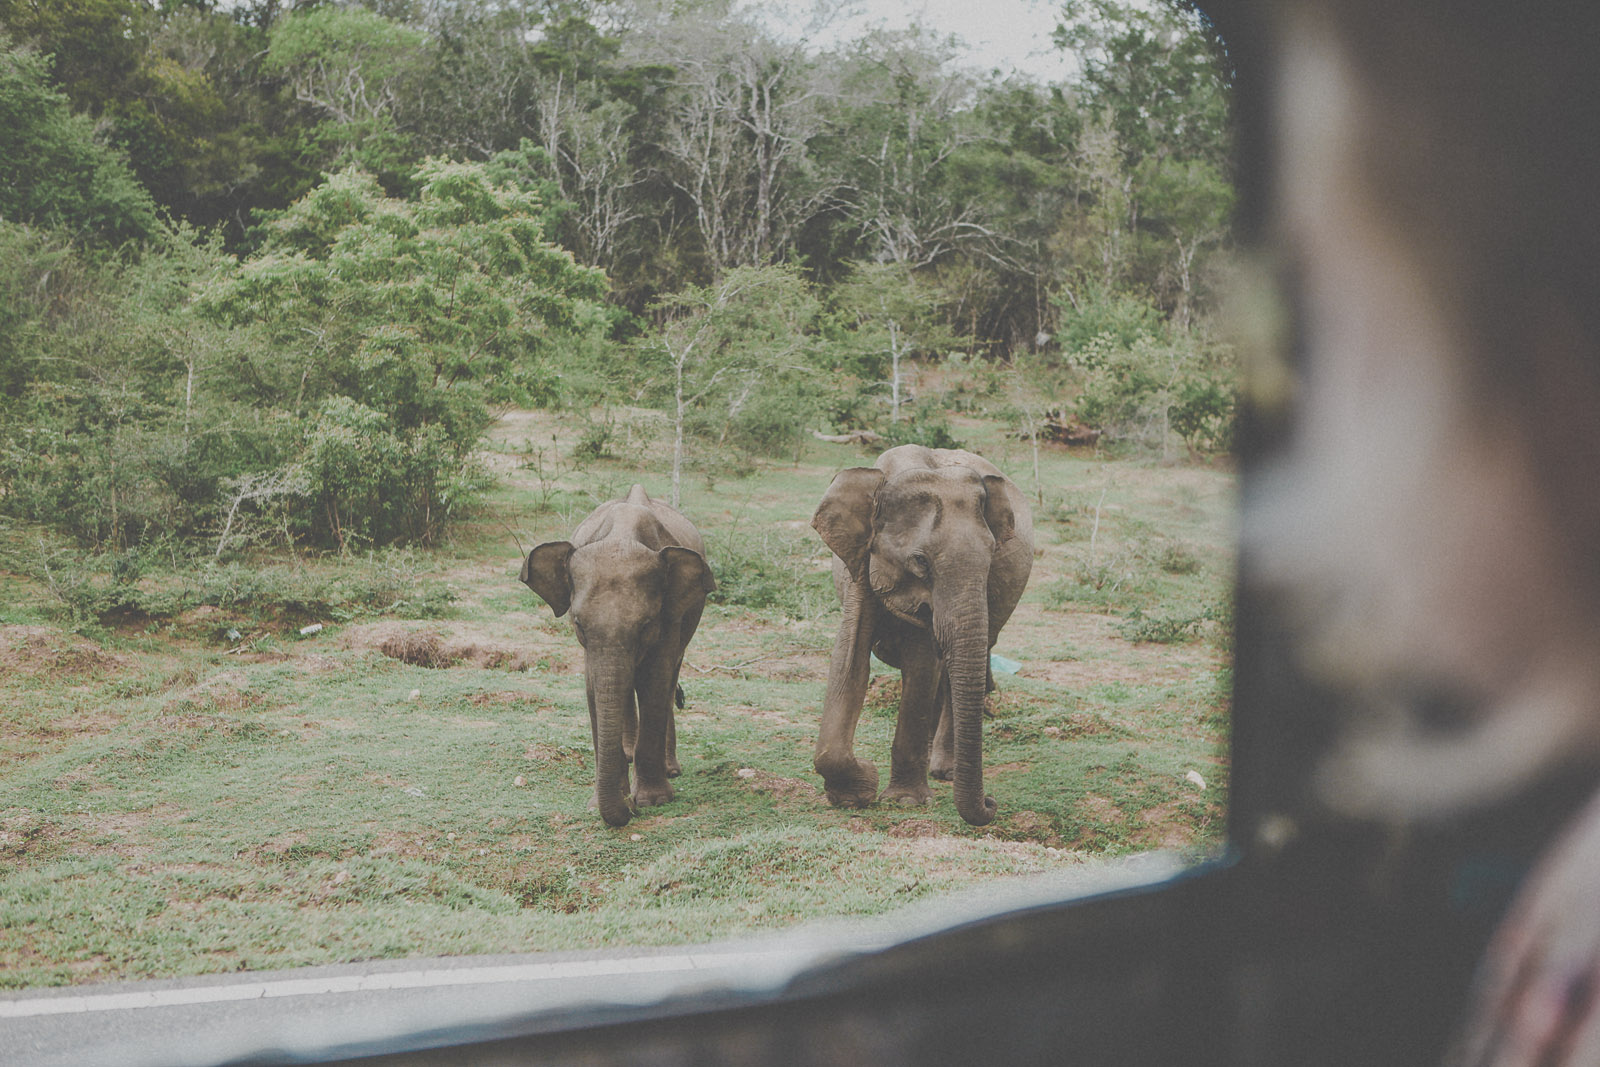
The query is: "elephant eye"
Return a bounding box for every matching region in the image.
[908,552,931,578]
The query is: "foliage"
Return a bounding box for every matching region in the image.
[879,409,963,451]
[1064,304,1236,457]
[0,219,273,548]
[0,40,159,245]
[1115,601,1232,646]
[702,526,832,619]
[825,261,958,429]
[1,0,1235,348]
[196,161,607,548]
[0,534,455,632]
[263,6,428,183]
[637,265,820,503]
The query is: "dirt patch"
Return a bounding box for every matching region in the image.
[725,704,793,723]
[0,625,127,678]
[1001,809,1065,847]
[1067,794,1138,850]
[1043,712,1133,740]
[1131,799,1203,851]
[160,670,263,717]
[736,768,818,800]
[348,622,570,674]
[864,675,901,708]
[0,811,65,861]
[987,761,1032,776]
[886,818,944,839]
[0,806,197,862]
[378,631,456,668]
[525,743,588,768]
[234,650,291,664]
[28,710,122,740]
[469,691,529,707]
[52,763,110,793]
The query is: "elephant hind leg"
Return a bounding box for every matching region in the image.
[930,682,955,781]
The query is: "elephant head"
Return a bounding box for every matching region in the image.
[521,539,714,827]
[813,465,1017,826]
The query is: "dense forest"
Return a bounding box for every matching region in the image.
[0,0,1235,571]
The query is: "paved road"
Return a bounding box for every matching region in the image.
[0,854,1182,1066]
[0,944,838,1066]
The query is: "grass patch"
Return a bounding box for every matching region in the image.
[0,408,1232,989]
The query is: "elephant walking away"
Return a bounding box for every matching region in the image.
[520,485,716,827]
[811,445,1034,826]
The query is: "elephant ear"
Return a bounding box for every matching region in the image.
[521,541,575,617]
[812,467,886,583]
[660,546,715,618]
[981,474,1017,546]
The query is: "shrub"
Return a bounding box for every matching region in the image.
[703,527,833,619]
[880,409,962,450]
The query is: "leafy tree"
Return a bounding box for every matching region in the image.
[818,27,991,269]
[1054,0,1230,174]
[1053,0,1234,319]
[1067,322,1234,460]
[0,40,159,245]
[263,5,428,182]
[633,6,831,277]
[0,219,268,549]
[828,260,955,426]
[0,0,146,117]
[639,264,820,504]
[197,159,609,546]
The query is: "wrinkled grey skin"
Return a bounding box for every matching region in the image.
[811,445,1033,827]
[520,485,715,828]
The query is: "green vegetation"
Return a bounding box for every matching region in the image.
[1,0,1235,557]
[0,0,1236,990]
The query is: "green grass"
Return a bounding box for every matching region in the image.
[0,409,1233,989]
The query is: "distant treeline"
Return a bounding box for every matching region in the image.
[0,0,1235,565]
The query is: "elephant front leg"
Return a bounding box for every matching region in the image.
[815,580,882,808]
[882,634,942,806]
[631,653,678,809]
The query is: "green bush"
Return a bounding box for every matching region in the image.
[1069,332,1235,457]
[880,409,962,450]
[1,535,455,631]
[703,527,833,619]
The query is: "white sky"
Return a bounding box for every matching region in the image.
[811,0,1075,82]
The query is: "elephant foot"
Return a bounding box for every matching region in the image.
[588,791,636,826]
[633,781,675,808]
[665,758,682,779]
[821,758,880,809]
[880,782,934,806]
[929,764,954,782]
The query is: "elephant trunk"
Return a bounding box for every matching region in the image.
[589,656,634,828]
[937,579,997,827]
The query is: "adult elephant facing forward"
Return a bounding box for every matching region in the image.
[811,445,1033,827]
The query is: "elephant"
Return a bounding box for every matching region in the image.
[811,444,1034,827]
[520,484,715,827]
